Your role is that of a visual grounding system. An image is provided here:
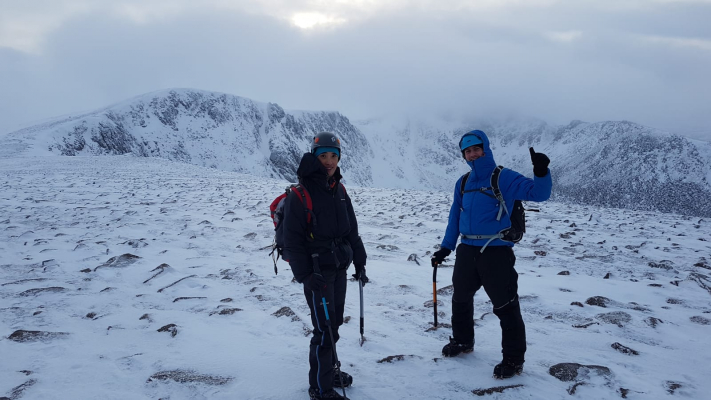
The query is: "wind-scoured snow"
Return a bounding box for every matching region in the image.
[1,155,710,399]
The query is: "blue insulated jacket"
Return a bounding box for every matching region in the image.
[441,130,552,251]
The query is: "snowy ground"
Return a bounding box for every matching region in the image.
[1,155,710,400]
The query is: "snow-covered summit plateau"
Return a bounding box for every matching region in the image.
[1,155,710,399]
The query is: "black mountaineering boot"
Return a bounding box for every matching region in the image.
[333,371,353,388]
[493,358,524,379]
[441,336,473,357]
[308,387,349,399]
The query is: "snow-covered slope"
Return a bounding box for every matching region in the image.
[1,155,710,399]
[3,88,711,216]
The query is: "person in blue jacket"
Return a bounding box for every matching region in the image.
[431,129,552,379]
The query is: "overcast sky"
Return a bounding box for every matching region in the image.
[1,0,710,140]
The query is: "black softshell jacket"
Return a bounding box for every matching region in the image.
[283,153,367,283]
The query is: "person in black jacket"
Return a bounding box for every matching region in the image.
[283,132,368,400]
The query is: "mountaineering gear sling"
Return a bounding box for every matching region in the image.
[459,165,526,252]
[312,253,347,400]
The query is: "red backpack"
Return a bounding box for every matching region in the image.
[268,182,346,274]
[269,184,315,274]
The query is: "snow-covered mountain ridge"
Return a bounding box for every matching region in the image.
[2,88,710,216]
[357,116,711,217]
[0,89,373,187]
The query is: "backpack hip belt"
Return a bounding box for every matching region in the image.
[461,233,505,252]
[461,234,501,240]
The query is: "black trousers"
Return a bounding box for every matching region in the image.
[451,244,526,361]
[304,267,347,393]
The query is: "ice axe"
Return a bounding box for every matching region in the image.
[358,278,365,346]
[431,258,440,327]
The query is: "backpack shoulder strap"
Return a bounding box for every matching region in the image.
[459,172,471,196]
[491,166,508,221]
[291,184,314,224]
[491,166,505,202]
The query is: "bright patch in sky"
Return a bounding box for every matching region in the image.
[544,30,583,43]
[291,12,346,29]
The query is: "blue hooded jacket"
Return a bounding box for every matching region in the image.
[441,130,552,251]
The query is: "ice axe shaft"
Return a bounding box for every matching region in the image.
[359,278,365,346]
[432,258,439,327]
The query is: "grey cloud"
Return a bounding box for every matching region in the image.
[0,1,709,140]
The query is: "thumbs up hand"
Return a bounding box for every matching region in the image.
[529,147,550,177]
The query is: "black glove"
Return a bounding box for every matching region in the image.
[529,147,550,178]
[352,264,369,286]
[431,248,451,265]
[303,272,327,292]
